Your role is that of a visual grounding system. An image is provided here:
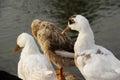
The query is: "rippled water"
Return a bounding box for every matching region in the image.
[0,0,120,77]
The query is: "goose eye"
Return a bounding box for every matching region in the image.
[68,18,75,24]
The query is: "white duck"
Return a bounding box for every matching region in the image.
[62,15,120,80]
[13,33,57,80]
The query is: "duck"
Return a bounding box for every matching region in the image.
[31,19,75,80]
[62,15,120,80]
[13,33,57,80]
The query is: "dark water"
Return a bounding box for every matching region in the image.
[0,0,120,77]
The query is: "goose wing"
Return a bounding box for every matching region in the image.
[32,21,74,52]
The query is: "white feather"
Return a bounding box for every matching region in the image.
[17,33,57,80]
[55,50,74,58]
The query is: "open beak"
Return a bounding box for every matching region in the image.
[12,45,21,52]
[61,26,71,35]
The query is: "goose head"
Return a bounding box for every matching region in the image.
[13,33,31,52]
[62,15,90,34]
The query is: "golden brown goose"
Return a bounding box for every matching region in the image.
[31,19,75,80]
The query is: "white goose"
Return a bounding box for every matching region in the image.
[13,33,57,80]
[62,15,120,80]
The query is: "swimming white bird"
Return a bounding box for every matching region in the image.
[62,15,120,80]
[13,33,57,80]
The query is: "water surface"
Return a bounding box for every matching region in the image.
[0,0,120,77]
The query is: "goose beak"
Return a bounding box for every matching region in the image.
[12,45,21,52]
[61,26,71,35]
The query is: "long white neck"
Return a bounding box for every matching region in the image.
[21,38,40,58]
[74,25,95,56]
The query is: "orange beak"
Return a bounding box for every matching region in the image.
[12,45,21,52]
[61,26,71,35]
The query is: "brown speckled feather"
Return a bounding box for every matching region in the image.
[31,20,75,68]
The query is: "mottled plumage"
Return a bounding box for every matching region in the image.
[31,19,75,68]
